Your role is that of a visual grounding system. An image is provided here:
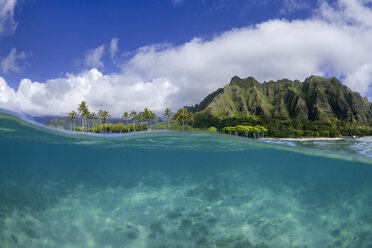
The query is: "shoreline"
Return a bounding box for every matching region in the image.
[262,136,372,141]
[262,137,348,141]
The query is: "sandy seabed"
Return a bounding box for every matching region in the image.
[1,168,371,248]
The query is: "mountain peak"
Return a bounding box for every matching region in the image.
[229,76,259,88]
[190,75,372,125]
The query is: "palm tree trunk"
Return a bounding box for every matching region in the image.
[168,117,170,129]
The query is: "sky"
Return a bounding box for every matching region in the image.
[0,0,372,117]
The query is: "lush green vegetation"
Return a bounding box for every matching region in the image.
[222,125,267,138]
[59,74,372,138]
[188,75,372,138]
[57,99,372,138]
[193,114,372,137]
[65,101,160,133]
[63,102,203,133]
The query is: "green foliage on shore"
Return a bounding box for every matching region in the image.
[55,74,372,138]
[207,127,217,132]
[187,75,372,138]
[222,125,267,138]
[73,123,148,133]
[194,114,372,137]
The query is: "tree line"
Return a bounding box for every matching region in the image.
[66,101,197,133]
[222,125,268,139]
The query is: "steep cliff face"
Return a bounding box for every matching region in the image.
[189,75,372,125]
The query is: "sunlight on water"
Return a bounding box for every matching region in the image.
[1,113,372,248]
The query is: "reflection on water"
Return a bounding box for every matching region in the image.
[1,113,372,248]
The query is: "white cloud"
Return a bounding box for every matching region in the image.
[0,47,26,73]
[84,45,105,68]
[1,0,372,117]
[0,69,177,116]
[0,0,17,36]
[109,38,118,59]
[280,0,310,14]
[318,0,372,27]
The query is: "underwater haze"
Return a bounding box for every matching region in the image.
[1,113,372,248]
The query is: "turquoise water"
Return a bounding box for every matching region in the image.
[1,113,372,248]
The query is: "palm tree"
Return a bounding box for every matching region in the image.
[137,113,145,131]
[164,108,173,130]
[77,101,90,132]
[143,107,152,131]
[84,108,90,131]
[70,110,77,132]
[130,110,137,132]
[77,101,88,131]
[67,111,75,131]
[122,112,129,126]
[102,110,111,133]
[90,112,97,132]
[174,108,189,131]
[98,109,104,133]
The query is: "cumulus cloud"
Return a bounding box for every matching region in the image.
[0,69,177,116]
[0,47,26,74]
[84,45,105,68]
[1,0,372,117]
[109,38,119,59]
[0,0,17,36]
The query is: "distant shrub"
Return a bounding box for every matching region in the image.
[156,125,167,130]
[207,126,217,132]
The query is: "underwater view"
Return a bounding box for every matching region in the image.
[0,113,372,248]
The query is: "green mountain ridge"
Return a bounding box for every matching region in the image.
[189,75,372,126]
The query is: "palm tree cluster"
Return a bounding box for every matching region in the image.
[222,125,268,138]
[124,108,154,132]
[161,107,195,131]
[66,102,268,137]
[67,101,161,133]
[67,101,111,133]
[173,108,194,131]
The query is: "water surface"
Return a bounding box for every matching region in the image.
[1,113,372,248]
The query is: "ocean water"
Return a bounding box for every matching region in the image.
[1,113,372,248]
[262,138,372,160]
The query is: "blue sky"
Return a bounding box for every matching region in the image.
[0,0,371,116]
[1,0,320,88]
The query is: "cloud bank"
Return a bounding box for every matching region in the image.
[1,0,372,117]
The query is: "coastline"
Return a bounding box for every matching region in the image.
[262,137,348,141]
